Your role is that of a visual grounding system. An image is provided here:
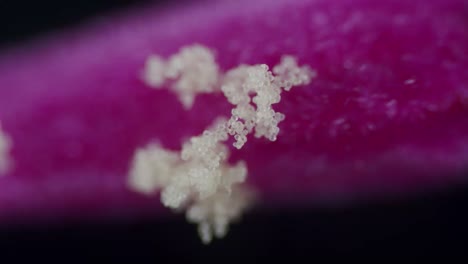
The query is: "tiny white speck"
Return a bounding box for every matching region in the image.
[404,79,416,85]
[333,118,346,125]
[385,100,398,118]
[367,123,376,131]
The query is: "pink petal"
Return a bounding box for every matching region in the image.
[0,0,467,223]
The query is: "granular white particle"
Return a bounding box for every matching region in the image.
[133,44,315,243]
[0,124,12,174]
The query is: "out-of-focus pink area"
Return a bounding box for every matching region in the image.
[0,0,467,223]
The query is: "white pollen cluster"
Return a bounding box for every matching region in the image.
[143,45,220,109]
[134,44,315,243]
[129,138,253,243]
[0,123,12,174]
[222,56,314,148]
[186,185,253,244]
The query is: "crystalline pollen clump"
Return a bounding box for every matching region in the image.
[222,57,314,148]
[143,45,220,109]
[131,44,315,243]
[0,124,12,174]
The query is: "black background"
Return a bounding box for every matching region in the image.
[0,0,468,259]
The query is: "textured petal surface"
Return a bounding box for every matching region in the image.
[0,0,467,223]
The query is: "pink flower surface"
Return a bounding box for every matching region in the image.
[0,0,467,224]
